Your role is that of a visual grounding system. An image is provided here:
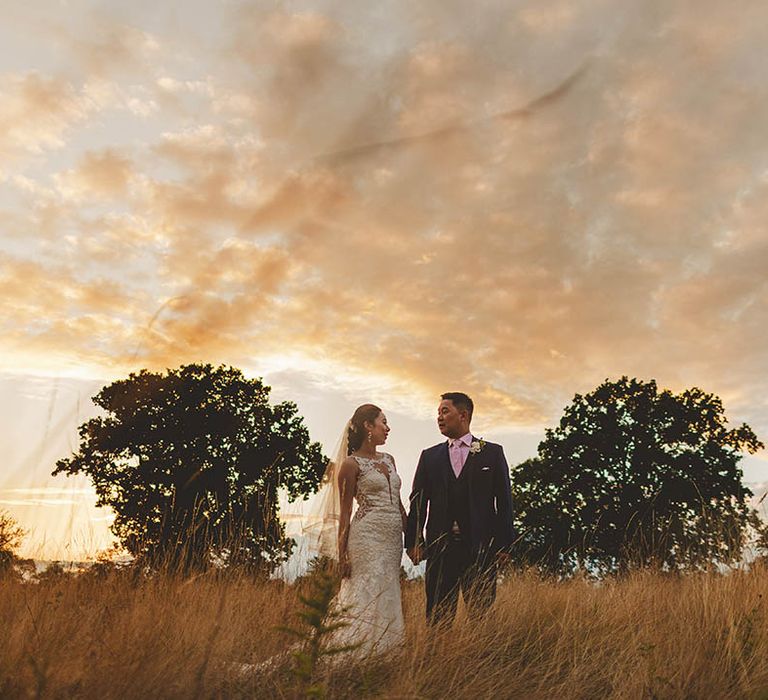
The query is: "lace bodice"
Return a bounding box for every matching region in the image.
[352,453,402,521]
[332,451,404,656]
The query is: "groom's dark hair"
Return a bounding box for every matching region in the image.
[441,392,474,421]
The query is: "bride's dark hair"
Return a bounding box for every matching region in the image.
[347,404,382,454]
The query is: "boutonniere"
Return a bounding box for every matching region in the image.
[469,438,486,454]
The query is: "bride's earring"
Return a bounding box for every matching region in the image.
[367,430,373,443]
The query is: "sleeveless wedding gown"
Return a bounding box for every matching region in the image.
[331,452,405,656]
[227,452,405,677]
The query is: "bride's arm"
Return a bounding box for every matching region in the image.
[390,454,408,533]
[337,457,358,578]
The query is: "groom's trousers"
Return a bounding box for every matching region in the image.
[425,535,496,625]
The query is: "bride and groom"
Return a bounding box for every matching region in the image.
[314,392,515,656]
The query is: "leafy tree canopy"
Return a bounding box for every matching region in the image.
[54,364,327,573]
[512,377,765,576]
[0,510,25,578]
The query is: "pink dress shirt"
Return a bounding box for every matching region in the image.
[449,433,472,478]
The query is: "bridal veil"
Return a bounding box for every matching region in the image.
[302,420,350,561]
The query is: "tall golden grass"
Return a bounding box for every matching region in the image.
[3,564,768,698]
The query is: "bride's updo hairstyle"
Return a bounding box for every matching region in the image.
[347,404,382,454]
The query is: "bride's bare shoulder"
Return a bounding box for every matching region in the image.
[338,455,360,476]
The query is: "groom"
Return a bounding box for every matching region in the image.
[406,392,515,624]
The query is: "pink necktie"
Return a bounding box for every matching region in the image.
[450,440,464,477]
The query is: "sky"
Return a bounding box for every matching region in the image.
[1,0,767,560]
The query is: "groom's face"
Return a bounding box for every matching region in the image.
[437,399,469,439]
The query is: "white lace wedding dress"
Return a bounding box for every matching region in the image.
[227,452,405,677]
[332,452,405,656]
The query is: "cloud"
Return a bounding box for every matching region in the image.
[0,73,93,159]
[55,148,134,200]
[1,487,94,495]
[0,499,83,507]
[69,22,161,78]
[1,0,767,442]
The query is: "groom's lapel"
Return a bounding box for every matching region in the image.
[439,441,453,484]
[462,435,481,480]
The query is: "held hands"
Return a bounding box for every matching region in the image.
[399,502,408,534]
[406,545,423,565]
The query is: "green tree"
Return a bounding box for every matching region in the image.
[53,364,326,573]
[512,377,765,576]
[0,510,25,578]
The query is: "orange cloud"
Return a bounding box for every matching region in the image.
[56,148,134,200]
[0,73,92,159]
[0,1,767,441]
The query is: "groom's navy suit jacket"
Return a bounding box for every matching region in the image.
[405,438,515,558]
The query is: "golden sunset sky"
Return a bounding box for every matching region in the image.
[2,0,767,560]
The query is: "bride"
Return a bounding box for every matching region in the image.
[228,404,406,677]
[310,403,407,656]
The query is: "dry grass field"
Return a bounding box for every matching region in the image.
[3,564,768,699]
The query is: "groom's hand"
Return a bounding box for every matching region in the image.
[407,545,422,565]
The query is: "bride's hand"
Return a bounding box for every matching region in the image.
[407,545,422,565]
